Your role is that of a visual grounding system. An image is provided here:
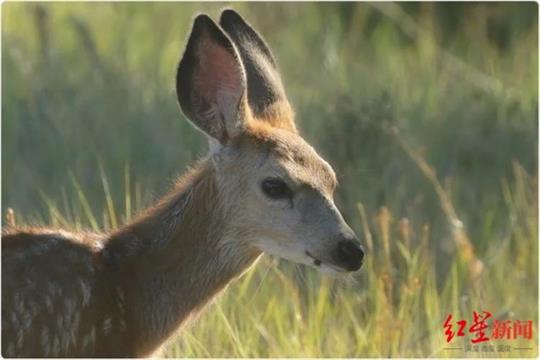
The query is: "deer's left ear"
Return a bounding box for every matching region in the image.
[176,14,249,144]
[220,9,296,133]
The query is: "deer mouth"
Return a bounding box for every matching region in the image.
[305,250,347,273]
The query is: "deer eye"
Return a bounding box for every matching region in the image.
[261,178,292,200]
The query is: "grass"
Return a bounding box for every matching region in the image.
[2,2,538,357]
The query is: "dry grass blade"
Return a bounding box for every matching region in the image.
[386,125,484,281]
[357,202,373,253]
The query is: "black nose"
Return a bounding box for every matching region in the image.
[337,240,364,271]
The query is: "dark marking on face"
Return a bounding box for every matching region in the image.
[288,197,294,209]
[218,111,229,143]
[305,250,321,266]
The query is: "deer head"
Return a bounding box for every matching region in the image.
[176,10,364,273]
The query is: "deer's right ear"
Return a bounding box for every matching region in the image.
[176,15,248,144]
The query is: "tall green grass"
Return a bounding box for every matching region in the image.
[2,2,538,357]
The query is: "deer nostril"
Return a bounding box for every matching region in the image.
[337,240,364,271]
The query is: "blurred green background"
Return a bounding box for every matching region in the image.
[2,2,538,357]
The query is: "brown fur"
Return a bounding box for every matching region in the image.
[2,159,262,357]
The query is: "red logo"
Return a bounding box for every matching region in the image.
[444,311,534,344]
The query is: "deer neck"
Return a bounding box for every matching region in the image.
[104,159,262,356]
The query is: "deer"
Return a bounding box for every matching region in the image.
[1,10,364,357]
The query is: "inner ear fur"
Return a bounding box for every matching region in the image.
[176,14,249,143]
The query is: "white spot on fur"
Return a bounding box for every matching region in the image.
[102,316,113,335]
[41,327,50,356]
[6,343,15,357]
[65,298,76,319]
[16,331,24,349]
[116,287,126,314]
[10,313,18,328]
[79,280,91,306]
[52,335,60,356]
[56,315,64,330]
[45,296,53,312]
[70,312,81,347]
[16,305,33,350]
[29,300,40,316]
[82,326,96,351]
[119,318,127,331]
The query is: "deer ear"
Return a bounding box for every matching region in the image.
[176,14,248,144]
[220,9,296,132]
